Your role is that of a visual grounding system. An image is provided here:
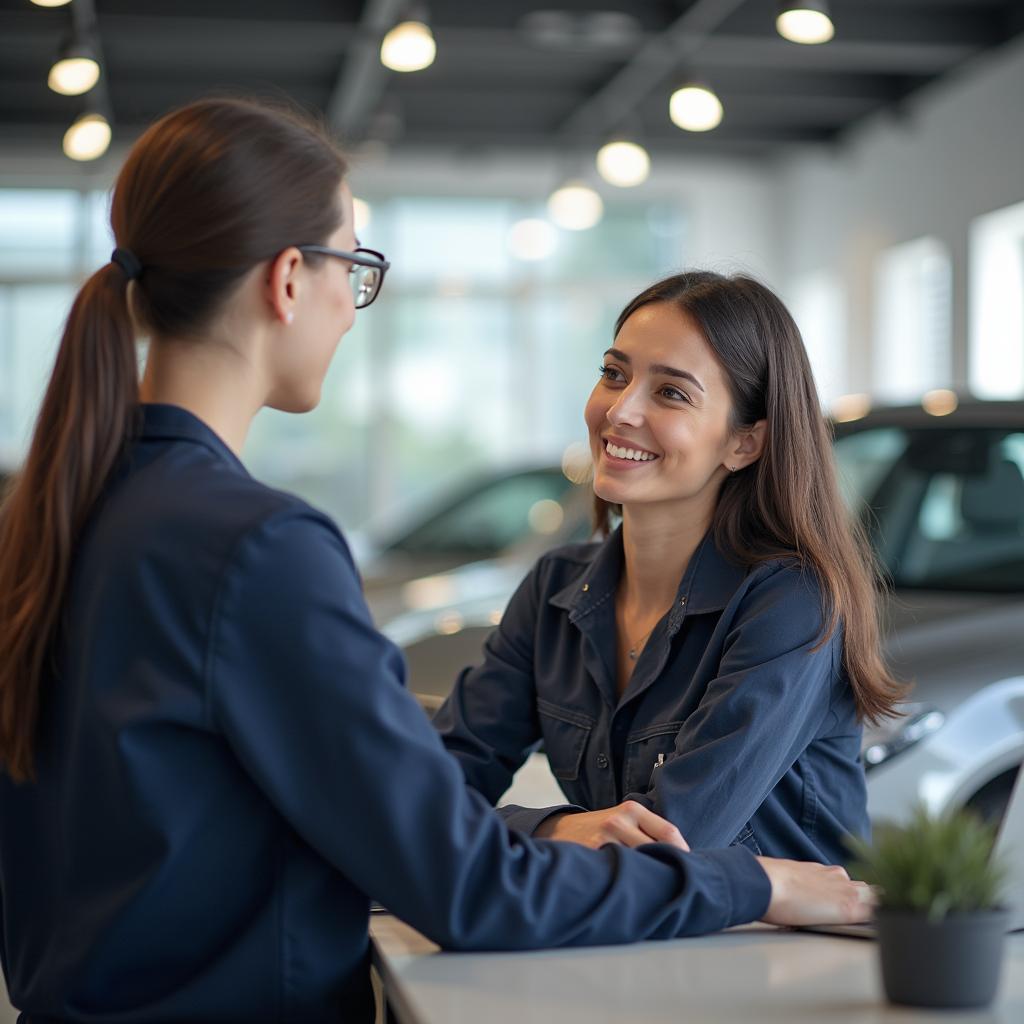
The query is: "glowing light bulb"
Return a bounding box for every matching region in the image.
[547,181,603,231]
[669,85,723,133]
[380,21,436,72]
[63,113,111,162]
[776,5,835,45]
[921,389,958,417]
[596,140,650,187]
[831,393,871,423]
[48,56,101,96]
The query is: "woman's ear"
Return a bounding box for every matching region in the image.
[265,246,303,325]
[728,419,767,471]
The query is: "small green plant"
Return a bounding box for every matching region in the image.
[848,804,1009,923]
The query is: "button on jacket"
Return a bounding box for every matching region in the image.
[435,529,869,864]
[0,405,772,1024]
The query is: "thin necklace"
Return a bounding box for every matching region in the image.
[626,621,659,661]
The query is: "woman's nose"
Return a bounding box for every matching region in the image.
[607,386,644,427]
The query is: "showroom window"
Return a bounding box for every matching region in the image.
[787,270,847,407]
[969,198,1024,399]
[0,187,684,530]
[872,236,952,403]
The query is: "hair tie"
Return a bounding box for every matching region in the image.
[111,247,143,281]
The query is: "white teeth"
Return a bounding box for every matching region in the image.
[606,442,656,462]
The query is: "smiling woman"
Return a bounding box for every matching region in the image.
[436,270,905,865]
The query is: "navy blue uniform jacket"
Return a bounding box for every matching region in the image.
[435,528,869,863]
[0,405,771,1023]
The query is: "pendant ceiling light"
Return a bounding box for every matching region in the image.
[63,111,111,161]
[48,38,101,96]
[380,20,436,72]
[30,0,73,7]
[669,84,723,133]
[547,181,604,231]
[596,140,650,188]
[776,1,835,45]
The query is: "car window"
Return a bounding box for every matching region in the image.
[836,427,1024,592]
[833,427,909,514]
[386,470,577,557]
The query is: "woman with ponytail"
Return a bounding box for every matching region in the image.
[436,272,905,864]
[0,106,871,1021]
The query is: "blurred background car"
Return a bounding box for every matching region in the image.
[378,399,1024,825]
[360,463,593,626]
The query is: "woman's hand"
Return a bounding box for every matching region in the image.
[534,801,690,851]
[755,857,876,926]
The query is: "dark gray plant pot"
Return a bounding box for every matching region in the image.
[876,907,1010,1009]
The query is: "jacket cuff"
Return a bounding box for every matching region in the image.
[496,803,587,835]
[688,845,772,927]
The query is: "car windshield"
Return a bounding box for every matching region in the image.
[834,425,1024,593]
[384,468,579,558]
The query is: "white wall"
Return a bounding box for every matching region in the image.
[776,33,1024,395]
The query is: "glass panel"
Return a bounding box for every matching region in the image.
[0,190,80,276]
[387,198,515,284]
[7,285,75,455]
[858,428,1024,592]
[788,271,846,406]
[832,427,908,514]
[873,237,952,402]
[387,468,575,557]
[86,190,116,272]
[970,199,1024,399]
[245,313,374,528]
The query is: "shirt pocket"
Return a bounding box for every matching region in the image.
[623,721,686,795]
[732,823,763,855]
[537,699,593,782]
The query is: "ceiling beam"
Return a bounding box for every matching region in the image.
[325,0,407,142]
[697,35,977,74]
[558,0,749,140]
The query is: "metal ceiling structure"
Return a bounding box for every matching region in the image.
[2,0,1023,166]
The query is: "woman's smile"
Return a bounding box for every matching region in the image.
[602,435,660,468]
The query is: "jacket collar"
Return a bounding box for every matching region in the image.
[550,525,749,623]
[138,403,248,475]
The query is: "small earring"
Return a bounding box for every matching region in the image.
[285,311,294,324]
[728,465,737,473]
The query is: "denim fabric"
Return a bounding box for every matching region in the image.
[0,405,771,1023]
[435,529,869,865]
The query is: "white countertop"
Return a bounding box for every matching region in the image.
[371,915,1024,1024]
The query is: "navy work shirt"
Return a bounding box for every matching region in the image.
[435,529,869,864]
[0,405,772,1023]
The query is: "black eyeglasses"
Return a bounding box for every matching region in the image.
[296,245,390,309]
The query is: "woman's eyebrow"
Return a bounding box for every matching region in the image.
[604,348,705,393]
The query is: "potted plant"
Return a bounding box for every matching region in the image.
[849,804,1011,1009]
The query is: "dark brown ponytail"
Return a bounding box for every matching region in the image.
[0,264,138,781]
[0,98,348,781]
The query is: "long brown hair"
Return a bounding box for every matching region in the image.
[595,271,904,723]
[0,98,347,781]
